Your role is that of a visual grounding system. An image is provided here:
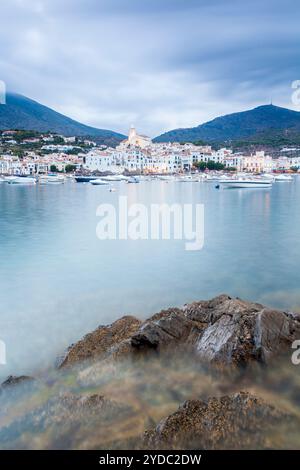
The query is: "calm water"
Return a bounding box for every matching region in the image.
[1,178,300,378]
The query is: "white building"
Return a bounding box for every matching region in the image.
[239,151,273,173]
[276,156,300,170]
[83,150,115,172]
[0,158,10,174]
[224,155,243,169]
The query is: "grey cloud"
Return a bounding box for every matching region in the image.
[0,0,299,136]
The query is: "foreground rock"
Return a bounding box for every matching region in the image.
[143,391,296,449]
[58,315,141,368]
[60,295,300,368]
[0,392,136,449]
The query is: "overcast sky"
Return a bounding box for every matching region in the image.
[1,0,300,136]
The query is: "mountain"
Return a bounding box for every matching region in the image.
[154,104,300,144]
[0,93,125,146]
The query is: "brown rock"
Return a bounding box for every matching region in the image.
[59,295,300,369]
[58,315,141,368]
[131,308,195,350]
[144,391,295,449]
[190,297,300,366]
[131,295,300,366]
[254,308,300,362]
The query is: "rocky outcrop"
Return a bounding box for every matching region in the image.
[131,308,195,350]
[59,295,300,369]
[58,315,141,368]
[131,295,300,366]
[143,391,295,449]
[188,296,300,365]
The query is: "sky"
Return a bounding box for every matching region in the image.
[0,0,300,136]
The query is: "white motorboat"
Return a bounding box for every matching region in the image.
[39,174,65,184]
[101,175,129,182]
[219,178,272,189]
[127,177,140,183]
[6,176,36,185]
[260,174,275,182]
[177,175,197,182]
[4,176,18,183]
[157,175,175,181]
[90,178,109,185]
[204,174,222,181]
[274,174,293,182]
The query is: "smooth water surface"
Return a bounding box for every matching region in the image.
[0,178,300,377]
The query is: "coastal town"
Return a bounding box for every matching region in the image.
[1,125,300,177]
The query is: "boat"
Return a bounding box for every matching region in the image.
[39,174,65,184]
[75,175,98,183]
[90,178,109,185]
[6,176,36,185]
[204,174,222,181]
[4,176,18,183]
[260,174,275,182]
[177,175,197,182]
[157,175,175,181]
[127,177,140,184]
[101,175,129,182]
[274,174,293,182]
[219,178,272,189]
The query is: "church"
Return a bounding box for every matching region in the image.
[119,125,152,149]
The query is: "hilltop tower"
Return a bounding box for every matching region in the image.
[118,124,152,149]
[128,125,137,145]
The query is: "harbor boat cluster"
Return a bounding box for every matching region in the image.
[0,174,66,185]
[0,171,295,189]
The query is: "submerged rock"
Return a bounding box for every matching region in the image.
[1,375,35,390]
[0,392,135,449]
[143,391,296,449]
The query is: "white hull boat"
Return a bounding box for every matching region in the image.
[219,179,272,189]
[127,177,140,183]
[90,178,109,185]
[157,175,176,181]
[39,175,65,184]
[101,175,129,182]
[6,176,36,185]
[274,174,293,182]
[177,175,198,182]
